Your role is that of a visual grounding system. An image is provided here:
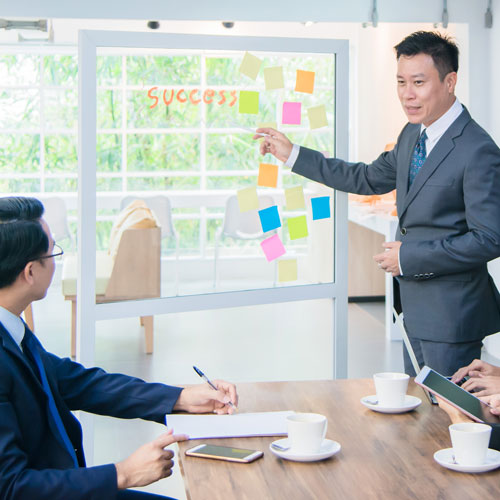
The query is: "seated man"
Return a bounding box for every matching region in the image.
[0,196,238,500]
[439,358,500,451]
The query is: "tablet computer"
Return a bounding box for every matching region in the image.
[414,365,500,424]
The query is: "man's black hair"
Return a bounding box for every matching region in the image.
[0,197,48,288]
[394,31,459,81]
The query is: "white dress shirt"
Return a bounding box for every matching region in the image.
[0,305,25,350]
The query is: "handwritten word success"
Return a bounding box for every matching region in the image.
[148,87,238,109]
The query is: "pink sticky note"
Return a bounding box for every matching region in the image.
[282,102,301,125]
[260,234,286,262]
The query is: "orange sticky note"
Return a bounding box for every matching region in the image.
[295,69,315,94]
[258,163,278,188]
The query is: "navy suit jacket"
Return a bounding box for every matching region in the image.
[0,322,183,500]
[293,108,500,343]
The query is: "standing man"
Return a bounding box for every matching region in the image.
[255,31,500,376]
[0,196,238,499]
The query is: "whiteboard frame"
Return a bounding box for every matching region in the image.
[78,31,349,375]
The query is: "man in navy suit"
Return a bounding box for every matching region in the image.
[255,31,500,376]
[0,196,238,500]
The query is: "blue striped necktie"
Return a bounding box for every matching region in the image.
[409,130,427,186]
[22,328,79,468]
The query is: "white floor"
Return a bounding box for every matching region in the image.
[32,283,403,499]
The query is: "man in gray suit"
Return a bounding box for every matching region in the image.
[255,31,500,376]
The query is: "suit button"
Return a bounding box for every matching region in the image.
[400,227,407,235]
[414,274,419,279]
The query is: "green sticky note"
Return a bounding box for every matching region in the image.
[285,186,305,210]
[239,91,259,114]
[287,215,308,240]
[237,187,259,212]
[239,52,262,80]
[264,66,284,90]
[278,259,298,282]
[307,105,328,129]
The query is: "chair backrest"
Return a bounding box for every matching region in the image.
[120,195,175,240]
[42,197,73,246]
[222,194,275,239]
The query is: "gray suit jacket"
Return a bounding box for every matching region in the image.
[293,107,500,343]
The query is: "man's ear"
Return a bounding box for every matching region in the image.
[445,72,457,94]
[21,261,36,286]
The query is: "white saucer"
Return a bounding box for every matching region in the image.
[360,394,422,414]
[269,438,341,462]
[434,448,500,473]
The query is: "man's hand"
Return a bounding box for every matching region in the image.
[115,429,188,490]
[451,359,500,383]
[437,397,473,424]
[459,375,500,397]
[373,241,402,277]
[253,128,293,163]
[174,380,238,415]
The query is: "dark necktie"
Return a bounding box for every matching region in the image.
[409,130,427,186]
[22,329,79,468]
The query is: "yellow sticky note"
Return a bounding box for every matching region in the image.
[258,121,277,130]
[264,66,284,90]
[278,259,298,282]
[285,186,305,210]
[295,69,315,94]
[308,105,328,129]
[237,187,259,212]
[258,163,279,188]
[288,215,308,240]
[239,52,262,80]
[239,91,259,114]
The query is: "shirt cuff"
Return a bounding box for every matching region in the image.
[285,144,300,168]
[398,248,403,276]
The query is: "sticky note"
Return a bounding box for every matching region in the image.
[285,186,305,210]
[287,215,308,240]
[295,69,315,94]
[239,91,259,114]
[258,205,281,233]
[321,151,330,158]
[237,187,259,212]
[307,105,328,129]
[278,259,298,282]
[264,66,284,90]
[311,196,331,220]
[258,121,277,130]
[282,102,301,125]
[239,52,262,80]
[258,163,279,188]
[261,234,286,262]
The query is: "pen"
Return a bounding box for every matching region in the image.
[193,365,236,409]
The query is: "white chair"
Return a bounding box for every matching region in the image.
[213,194,276,288]
[42,197,75,250]
[120,195,179,295]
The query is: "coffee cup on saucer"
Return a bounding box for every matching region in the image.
[286,413,327,454]
[373,372,409,408]
[449,422,492,466]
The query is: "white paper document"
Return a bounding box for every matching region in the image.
[165,411,294,439]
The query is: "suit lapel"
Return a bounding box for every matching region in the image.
[398,108,471,220]
[0,322,43,389]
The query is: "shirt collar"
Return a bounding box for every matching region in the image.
[420,98,463,144]
[0,305,25,349]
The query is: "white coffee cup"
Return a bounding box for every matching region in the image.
[373,372,409,407]
[287,413,327,454]
[449,422,492,466]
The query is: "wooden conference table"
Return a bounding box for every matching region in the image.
[178,379,500,500]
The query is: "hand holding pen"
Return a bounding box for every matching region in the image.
[193,366,238,413]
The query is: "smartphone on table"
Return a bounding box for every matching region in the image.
[185,444,263,463]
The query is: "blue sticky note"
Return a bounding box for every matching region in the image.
[311,196,331,220]
[258,205,281,233]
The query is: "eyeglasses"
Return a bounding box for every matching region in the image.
[39,243,64,260]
